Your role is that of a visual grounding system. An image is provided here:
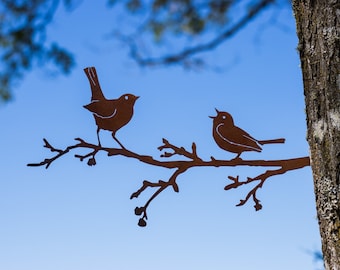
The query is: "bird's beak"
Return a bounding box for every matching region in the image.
[209,108,219,119]
[135,96,140,100]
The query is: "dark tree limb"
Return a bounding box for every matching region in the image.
[28,137,310,226]
[0,0,74,101]
[122,0,274,67]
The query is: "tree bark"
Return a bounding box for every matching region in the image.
[292,1,340,269]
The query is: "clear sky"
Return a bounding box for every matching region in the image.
[0,1,322,270]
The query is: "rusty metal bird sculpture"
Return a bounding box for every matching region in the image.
[83,67,139,148]
[210,109,285,159]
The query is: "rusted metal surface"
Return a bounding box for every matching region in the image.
[28,66,310,227]
[210,109,285,159]
[83,67,139,148]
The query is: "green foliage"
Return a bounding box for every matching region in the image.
[0,0,74,102]
[47,43,74,73]
[112,0,275,67]
[112,0,233,39]
[0,0,273,101]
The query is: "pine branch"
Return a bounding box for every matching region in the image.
[123,0,274,67]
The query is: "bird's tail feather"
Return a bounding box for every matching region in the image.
[258,138,285,145]
[84,67,105,101]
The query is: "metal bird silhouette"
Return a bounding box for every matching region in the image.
[210,109,285,159]
[83,67,139,148]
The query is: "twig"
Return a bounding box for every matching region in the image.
[27,138,100,168]
[225,158,309,210]
[28,137,310,226]
[131,168,185,227]
[158,138,202,161]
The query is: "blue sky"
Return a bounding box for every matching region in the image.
[0,1,322,270]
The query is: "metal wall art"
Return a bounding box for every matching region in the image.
[28,67,310,227]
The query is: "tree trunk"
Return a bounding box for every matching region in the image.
[292,1,340,269]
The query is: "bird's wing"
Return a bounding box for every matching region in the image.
[217,124,261,152]
[234,126,262,151]
[83,100,117,118]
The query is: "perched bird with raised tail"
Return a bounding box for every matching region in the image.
[83,67,139,148]
[210,109,285,159]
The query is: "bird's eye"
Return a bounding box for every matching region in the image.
[222,115,226,119]
[124,95,129,100]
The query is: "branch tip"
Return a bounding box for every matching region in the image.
[173,182,179,192]
[29,136,310,224]
[236,200,246,207]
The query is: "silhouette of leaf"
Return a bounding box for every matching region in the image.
[134,207,144,216]
[138,218,147,227]
[254,202,262,211]
[87,157,96,166]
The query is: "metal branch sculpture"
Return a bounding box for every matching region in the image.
[28,67,310,227]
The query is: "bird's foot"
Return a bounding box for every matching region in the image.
[231,156,243,162]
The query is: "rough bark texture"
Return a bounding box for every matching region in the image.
[292,1,340,269]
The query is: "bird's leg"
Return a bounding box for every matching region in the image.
[232,153,243,161]
[96,127,102,147]
[112,133,126,149]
